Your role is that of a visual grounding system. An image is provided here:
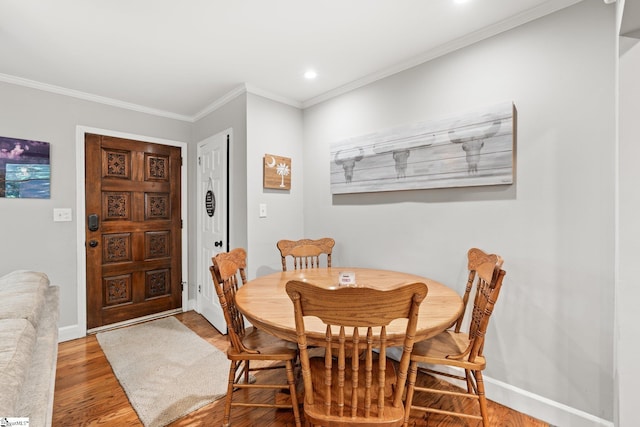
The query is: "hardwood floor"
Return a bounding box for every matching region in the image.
[53,311,549,426]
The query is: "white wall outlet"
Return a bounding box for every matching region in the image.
[259,203,267,218]
[53,208,73,222]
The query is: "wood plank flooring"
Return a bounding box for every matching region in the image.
[53,311,549,426]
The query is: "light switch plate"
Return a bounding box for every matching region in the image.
[53,208,72,222]
[259,203,267,218]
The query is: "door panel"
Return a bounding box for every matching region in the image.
[197,131,228,333]
[85,134,182,329]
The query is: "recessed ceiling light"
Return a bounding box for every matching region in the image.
[304,70,317,80]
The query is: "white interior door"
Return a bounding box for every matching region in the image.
[196,130,229,333]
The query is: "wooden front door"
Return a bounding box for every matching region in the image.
[85,133,182,330]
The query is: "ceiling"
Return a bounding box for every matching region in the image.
[0,0,591,121]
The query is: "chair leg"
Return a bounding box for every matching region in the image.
[285,359,302,426]
[403,361,419,427]
[474,370,489,427]
[224,360,239,427]
[465,368,473,393]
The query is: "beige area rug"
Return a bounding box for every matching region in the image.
[96,316,230,427]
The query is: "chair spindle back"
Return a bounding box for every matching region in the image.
[286,280,428,423]
[277,238,335,271]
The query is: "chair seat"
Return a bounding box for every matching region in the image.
[411,330,486,370]
[227,326,298,361]
[304,356,404,427]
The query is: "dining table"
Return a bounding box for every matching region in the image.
[235,267,464,347]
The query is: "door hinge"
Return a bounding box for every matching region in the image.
[180,156,183,166]
[181,282,184,291]
[181,219,183,229]
[198,156,201,166]
[198,284,202,293]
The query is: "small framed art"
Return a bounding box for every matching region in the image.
[263,154,291,190]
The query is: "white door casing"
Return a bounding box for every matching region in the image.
[196,130,229,333]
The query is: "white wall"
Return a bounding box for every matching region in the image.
[246,93,304,278]
[302,1,615,424]
[190,91,305,280]
[617,35,640,427]
[192,94,248,300]
[0,81,191,331]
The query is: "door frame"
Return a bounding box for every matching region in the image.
[74,125,188,337]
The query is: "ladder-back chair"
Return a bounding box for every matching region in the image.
[277,237,335,271]
[286,280,428,427]
[210,248,301,427]
[403,249,506,427]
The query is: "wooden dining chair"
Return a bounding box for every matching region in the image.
[210,248,301,427]
[286,280,428,427]
[403,249,506,427]
[277,237,335,271]
[452,247,504,332]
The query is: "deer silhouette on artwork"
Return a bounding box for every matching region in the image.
[449,116,502,174]
[334,148,364,183]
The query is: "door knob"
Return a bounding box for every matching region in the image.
[214,241,223,247]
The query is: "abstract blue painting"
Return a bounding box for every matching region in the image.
[0,137,50,198]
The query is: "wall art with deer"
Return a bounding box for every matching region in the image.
[329,101,516,194]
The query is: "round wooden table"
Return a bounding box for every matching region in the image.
[235,267,463,346]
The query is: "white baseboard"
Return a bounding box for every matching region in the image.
[57,306,192,343]
[387,348,614,427]
[484,375,613,427]
[58,324,83,342]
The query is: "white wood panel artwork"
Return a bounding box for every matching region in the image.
[330,101,516,194]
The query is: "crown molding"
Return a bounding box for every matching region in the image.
[0,72,302,123]
[191,84,249,121]
[0,72,193,122]
[192,84,302,121]
[302,0,584,109]
[245,84,302,109]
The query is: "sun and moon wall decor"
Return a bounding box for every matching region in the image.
[263,154,291,190]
